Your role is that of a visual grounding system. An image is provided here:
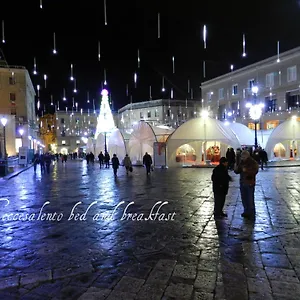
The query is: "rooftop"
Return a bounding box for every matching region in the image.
[201,45,300,87]
[118,99,201,113]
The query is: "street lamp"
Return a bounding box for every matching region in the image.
[1,117,8,176]
[246,86,264,149]
[19,128,24,147]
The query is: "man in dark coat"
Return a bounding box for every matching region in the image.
[98,151,104,168]
[111,154,120,176]
[143,152,152,175]
[211,157,232,218]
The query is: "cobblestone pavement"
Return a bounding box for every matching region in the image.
[0,161,300,300]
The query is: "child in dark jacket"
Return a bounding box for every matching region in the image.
[211,157,232,217]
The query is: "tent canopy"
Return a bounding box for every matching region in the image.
[224,122,254,146]
[224,121,273,149]
[265,119,300,156]
[166,117,241,167]
[107,128,127,160]
[128,121,173,163]
[167,117,241,148]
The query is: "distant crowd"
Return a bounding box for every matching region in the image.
[32,151,154,177]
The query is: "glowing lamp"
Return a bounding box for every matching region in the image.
[201,110,209,118]
[101,89,109,96]
[19,129,24,136]
[249,105,262,121]
[252,86,258,94]
[1,117,7,126]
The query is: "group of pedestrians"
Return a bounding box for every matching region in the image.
[33,153,53,174]
[212,149,260,220]
[97,151,111,168]
[93,151,153,177]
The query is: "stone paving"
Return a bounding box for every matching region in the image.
[0,161,300,299]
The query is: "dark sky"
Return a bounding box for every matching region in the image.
[1,0,300,113]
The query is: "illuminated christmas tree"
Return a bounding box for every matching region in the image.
[95,89,116,151]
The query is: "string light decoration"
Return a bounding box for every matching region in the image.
[33,57,37,75]
[242,34,246,57]
[2,20,5,43]
[53,32,57,54]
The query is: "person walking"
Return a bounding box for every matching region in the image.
[40,154,45,173]
[211,157,232,218]
[98,151,104,168]
[123,154,132,175]
[44,152,52,174]
[234,150,259,220]
[104,152,110,168]
[259,148,268,170]
[143,152,152,175]
[33,153,40,173]
[111,154,120,176]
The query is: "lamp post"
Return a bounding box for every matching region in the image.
[201,110,209,163]
[247,86,263,149]
[1,117,8,176]
[19,128,24,147]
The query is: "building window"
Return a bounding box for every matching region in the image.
[286,91,300,110]
[287,66,297,82]
[10,93,16,101]
[11,107,16,115]
[155,110,159,117]
[218,88,224,100]
[264,96,277,112]
[140,112,144,119]
[167,109,171,117]
[207,92,212,102]
[62,140,66,145]
[147,111,151,118]
[266,73,274,88]
[61,118,65,124]
[248,79,255,89]
[232,84,238,95]
[9,76,16,85]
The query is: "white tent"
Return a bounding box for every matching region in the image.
[265,119,300,160]
[224,122,254,146]
[95,133,105,155]
[224,122,273,149]
[107,128,127,161]
[128,121,174,164]
[257,129,273,149]
[153,125,175,142]
[167,117,241,167]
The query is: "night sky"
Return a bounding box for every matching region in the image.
[1,0,300,114]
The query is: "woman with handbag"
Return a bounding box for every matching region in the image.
[123,154,132,175]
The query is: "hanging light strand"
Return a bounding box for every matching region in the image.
[172,56,175,74]
[104,69,107,85]
[98,41,101,61]
[104,0,107,25]
[70,64,74,81]
[203,25,207,49]
[2,20,5,43]
[137,49,140,68]
[53,32,57,54]
[157,13,160,38]
[33,57,37,75]
[242,33,246,57]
